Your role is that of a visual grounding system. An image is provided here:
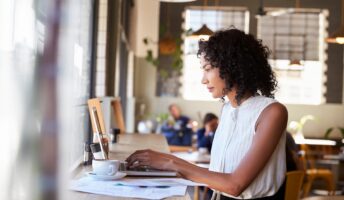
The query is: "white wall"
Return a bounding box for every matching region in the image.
[129,0,159,58]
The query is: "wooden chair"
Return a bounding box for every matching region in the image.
[300,144,335,197]
[87,98,109,158]
[87,98,107,137]
[111,98,126,134]
[285,170,305,200]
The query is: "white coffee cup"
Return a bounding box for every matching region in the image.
[198,147,208,155]
[92,159,120,176]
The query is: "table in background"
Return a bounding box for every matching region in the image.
[302,196,344,200]
[69,134,191,200]
[173,151,211,200]
[173,151,210,164]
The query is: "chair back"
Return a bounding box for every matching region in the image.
[111,98,126,134]
[300,144,318,169]
[87,98,107,135]
[285,170,304,200]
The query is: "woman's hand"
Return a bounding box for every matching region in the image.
[205,121,217,136]
[125,149,176,171]
[204,123,212,136]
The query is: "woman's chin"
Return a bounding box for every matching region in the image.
[211,93,222,99]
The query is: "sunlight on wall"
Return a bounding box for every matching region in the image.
[0,0,40,199]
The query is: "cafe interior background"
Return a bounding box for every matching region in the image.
[0,0,343,199]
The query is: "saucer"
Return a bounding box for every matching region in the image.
[86,171,126,180]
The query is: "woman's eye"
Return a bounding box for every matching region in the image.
[200,64,212,72]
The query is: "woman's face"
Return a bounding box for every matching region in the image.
[200,54,227,99]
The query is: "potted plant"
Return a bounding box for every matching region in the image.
[288,115,315,143]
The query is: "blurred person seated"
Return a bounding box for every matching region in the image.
[286,131,304,171]
[161,104,193,146]
[197,113,218,153]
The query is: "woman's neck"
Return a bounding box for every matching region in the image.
[226,91,253,108]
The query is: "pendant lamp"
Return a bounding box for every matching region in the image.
[326,0,344,44]
[256,0,266,17]
[190,0,214,40]
[288,0,304,69]
[288,59,304,70]
[191,24,214,39]
[159,4,177,55]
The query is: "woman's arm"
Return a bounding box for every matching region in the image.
[126,103,287,197]
[226,102,288,194]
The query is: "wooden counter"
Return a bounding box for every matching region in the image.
[68,134,190,200]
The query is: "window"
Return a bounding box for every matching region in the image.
[0,0,95,198]
[182,7,249,101]
[257,9,328,105]
[95,0,108,97]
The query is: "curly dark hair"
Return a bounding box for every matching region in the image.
[197,28,277,104]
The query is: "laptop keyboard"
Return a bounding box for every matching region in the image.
[119,162,176,176]
[127,166,164,172]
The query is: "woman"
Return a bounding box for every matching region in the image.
[197,113,218,153]
[126,28,288,199]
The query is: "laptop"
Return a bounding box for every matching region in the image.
[123,165,177,177]
[89,103,177,177]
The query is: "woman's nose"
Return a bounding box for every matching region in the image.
[201,73,208,84]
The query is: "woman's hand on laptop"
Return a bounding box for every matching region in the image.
[126,149,176,171]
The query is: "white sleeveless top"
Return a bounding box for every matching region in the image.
[209,95,286,199]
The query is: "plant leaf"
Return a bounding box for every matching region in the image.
[159,25,167,37]
[184,28,193,36]
[160,69,169,79]
[324,127,333,139]
[300,115,315,126]
[152,59,159,67]
[339,127,344,138]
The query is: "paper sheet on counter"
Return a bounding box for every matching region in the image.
[70,177,187,199]
[113,178,207,187]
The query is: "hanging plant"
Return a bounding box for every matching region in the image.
[143,38,159,67]
[171,37,183,72]
[142,2,192,79]
[142,37,169,79]
[143,29,184,79]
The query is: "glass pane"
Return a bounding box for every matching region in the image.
[258,10,326,104]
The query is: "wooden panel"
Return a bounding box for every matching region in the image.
[87,98,107,135]
[111,98,126,133]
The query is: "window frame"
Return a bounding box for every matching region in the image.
[181,6,250,101]
[257,8,328,105]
